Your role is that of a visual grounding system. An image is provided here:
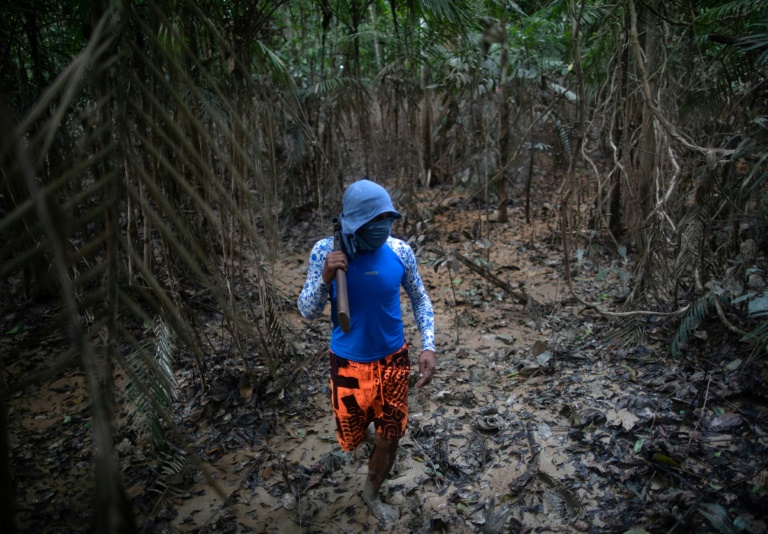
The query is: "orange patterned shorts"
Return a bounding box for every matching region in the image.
[329,343,410,452]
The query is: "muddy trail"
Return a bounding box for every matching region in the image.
[4,189,768,534]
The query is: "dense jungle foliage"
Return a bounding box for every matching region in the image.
[1,0,767,531]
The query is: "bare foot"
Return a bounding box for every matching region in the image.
[361,484,400,523]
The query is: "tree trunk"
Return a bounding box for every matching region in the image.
[370,4,382,72]
[22,1,46,93]
[497,10,510,223]
[525,106,535,223]
[0,392,15,534]
[609,8,630,241]
[636,0,658,249]
[421,60,433,186]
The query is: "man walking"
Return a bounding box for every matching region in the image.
[298,179,436,521]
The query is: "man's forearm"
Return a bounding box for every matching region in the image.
[298,278,329,319]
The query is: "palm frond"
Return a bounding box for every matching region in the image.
[549,113,572,159]
[739,32,768,65]
[250,268,297,377]
[124,316,177,450]
[698,0,767,24]
[417,0,476,38]
[736,116,768,196]
[680,48,756,117]
[606,315,647,351]
[254,40,298,94]
[302,76,363,98]
[148,449,190,513]
[671,292,720,357]
[2,0,305,529]
[182,86,230,125]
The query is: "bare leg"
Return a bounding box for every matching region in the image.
[361,431,400,522]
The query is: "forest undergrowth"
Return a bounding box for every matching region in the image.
[3,177,768,534]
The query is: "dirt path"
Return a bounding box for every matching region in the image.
[5,195,768,533]
[157,200,581,533]
[152,200,634,533]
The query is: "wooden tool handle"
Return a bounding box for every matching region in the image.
[332,218,351,334]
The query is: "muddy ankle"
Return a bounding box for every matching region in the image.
[361,481,378,503]
[361,490,400,522]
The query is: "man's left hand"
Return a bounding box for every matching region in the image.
[415,350,436,388]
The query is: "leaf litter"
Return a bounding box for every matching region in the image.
[3,188,768,533]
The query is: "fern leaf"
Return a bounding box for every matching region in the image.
[149,450,189,513]
[549,113,572,158]
[123,316,177,450]
[671,293,717,357]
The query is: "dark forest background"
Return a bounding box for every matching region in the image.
[1,0,767,531]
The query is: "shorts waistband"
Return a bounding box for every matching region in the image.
[330,341,408,365]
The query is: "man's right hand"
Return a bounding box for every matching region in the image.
[322,250,348,284]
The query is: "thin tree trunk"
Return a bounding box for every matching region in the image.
[636,0,658,240]
[609,10,629,241]
[525,107,535,223]
[0,392,16,534]
[125,154,134,283]
[421,60,432,186]
[370,4,382,72]
[560,0,587,299]
[22,1,46,93]
[497,10,510,223]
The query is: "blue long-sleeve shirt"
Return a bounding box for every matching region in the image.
[298,236,435,362]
